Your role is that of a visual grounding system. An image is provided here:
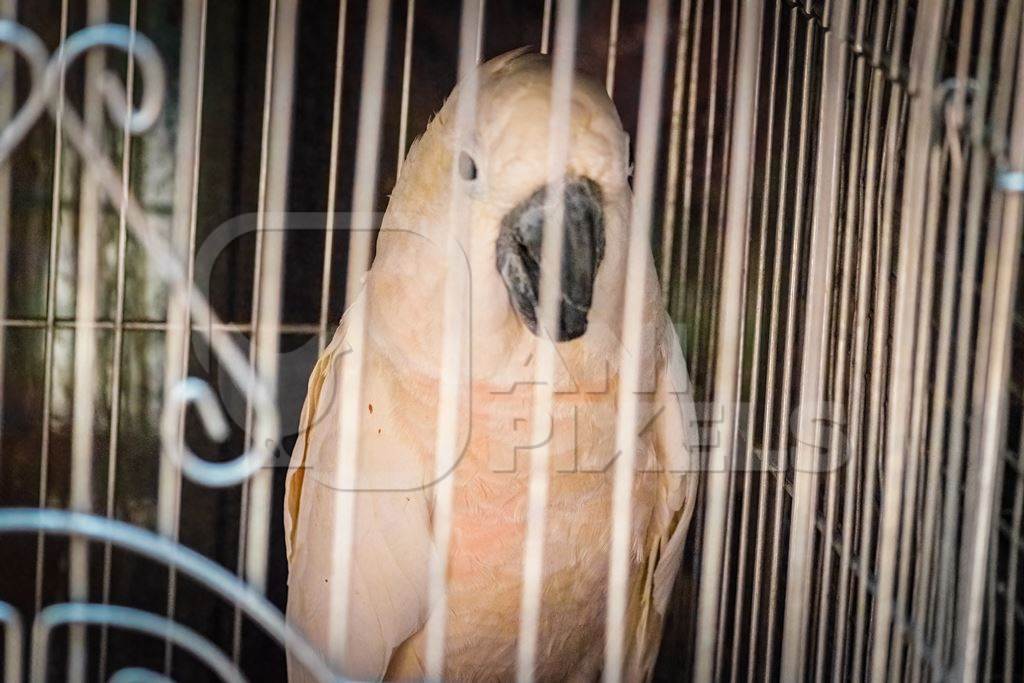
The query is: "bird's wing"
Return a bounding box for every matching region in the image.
[629,313,700,681]
[284,293,433,681]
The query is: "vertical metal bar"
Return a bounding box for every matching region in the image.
[981,476,1000,683]
[765,16,816,679]
[692,2,763,681]
[1005,413,1024,681]
[603,0,669,679]
[230,0,301,650]
[516,1,578,678]
[849,4,897,677]
[746,7,801,676]
[914,0,975,665]
[702,10,741,531]
[33,0,69,616]
[658,0,691,302]
[826,4,872,679]
[671,0,703,325]
[830,27,874,683]
[540,0,552,55]
[318,0,350,353]
[98,2,138,678]
[395,0,414,175]
[957,4,1024,675]
[234,0,281,612]
[0,0,13,480]
[159,0,207,673]
[891,140,944,682]
[328,0,392,664]
[604,0,620,96]
[724,2,778,671]
[935,0,1000,661]
[868,2,944,678]
[780,0,850,677]
[242,0,297,597]
[0,602,23,683]
[727,4,777,678]
[955,2,1023,664]
[886,0,910,84]
[474,0,485,64]
[68,1,110,680]
[423,1,481,677]
[688,0,721,391]
[709,2,744,675]
[811,7,867,680]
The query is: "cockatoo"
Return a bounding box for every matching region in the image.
[284,49,698,682]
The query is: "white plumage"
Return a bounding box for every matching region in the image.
[284,49,698,682]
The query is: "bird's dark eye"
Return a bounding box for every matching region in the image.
[458,151,477,181]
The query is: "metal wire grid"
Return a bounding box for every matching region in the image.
[661,0,1024,680]
[0,0,1022,681]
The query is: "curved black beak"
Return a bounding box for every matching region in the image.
[496,177,605,342]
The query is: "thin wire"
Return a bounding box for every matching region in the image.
[603,0,669,679]
[33,0,70,618]
[98,2,138,678]
[423,4,482,675]
[516,1,578,679]
[327,0,393,664]
[318,0,350,353]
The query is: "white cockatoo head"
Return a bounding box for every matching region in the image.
[368,49,633,377]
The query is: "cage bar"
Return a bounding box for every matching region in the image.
[0,1,1022,681]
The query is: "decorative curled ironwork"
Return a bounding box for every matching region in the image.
[107,668,176,683]
[0,601,24,683]
[0,20,320,681]
[0,20,279,487]
[997,170,1024,192]
[31,604,245,683]
[0,509,339,682]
